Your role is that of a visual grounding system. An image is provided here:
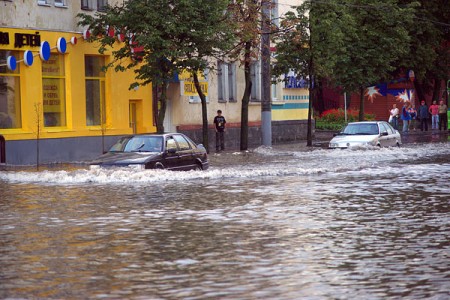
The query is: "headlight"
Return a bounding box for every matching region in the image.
[128,164,146,170]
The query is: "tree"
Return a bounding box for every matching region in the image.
[325,0,416,120]
[272,1,345,145]
[396,0,450,103]
[227,0,262,150]
[78,0,233,151]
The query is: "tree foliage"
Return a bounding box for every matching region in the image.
[78,0,234,142]
[226,0,263,150]
[274,0,419,121]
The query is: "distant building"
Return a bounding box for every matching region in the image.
[0,1,155,165]
[0,0,311,165]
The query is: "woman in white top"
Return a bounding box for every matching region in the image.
[389,103,399,130]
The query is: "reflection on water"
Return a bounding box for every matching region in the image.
[1,143,449,299]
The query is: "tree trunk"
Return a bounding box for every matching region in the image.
[413,79,426,104]
[240,42,252,151]
[193,72,209,153]
[315,77,325,114]
[432,75,442,102]
[359,86,364,121]
[155,82,168,134]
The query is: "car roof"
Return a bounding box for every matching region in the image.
[347,121,382,125]
[126,133,184,138]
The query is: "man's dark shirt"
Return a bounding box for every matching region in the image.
[214,116,226,132]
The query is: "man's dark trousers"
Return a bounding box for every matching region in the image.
[216,131,224,151]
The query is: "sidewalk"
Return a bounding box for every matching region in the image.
[263,129,449,153]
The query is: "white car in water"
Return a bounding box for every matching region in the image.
[329,121,402,149]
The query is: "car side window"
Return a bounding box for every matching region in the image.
[166,138,178,152]
[384,122,395,134]
[379,123,388,134]
[173,135,191,151]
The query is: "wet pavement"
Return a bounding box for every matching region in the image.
[0,130,449,299]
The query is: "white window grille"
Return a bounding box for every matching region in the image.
[217,61,236,102]
[250,61,261,101]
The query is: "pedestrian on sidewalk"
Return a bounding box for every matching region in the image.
[400,101,411,133]
[213,110,226,152]
[408,104,417,131]
[389,103,399,130]
[429,100,439,129]
[417,100,429,132]
[438,100,448,130]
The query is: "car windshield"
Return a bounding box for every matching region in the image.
[342,124,379,135]
[109,136,163,152]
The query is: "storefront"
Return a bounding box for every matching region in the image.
[0,27,155,165]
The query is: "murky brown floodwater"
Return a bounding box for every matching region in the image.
[1,143,449,299]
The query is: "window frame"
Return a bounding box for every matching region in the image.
[81,0,92,10]
[37,0,51,6]
[217,61,236,103]
[0,50,22,129]
[85,55,106,127]
[54,0,67,7]
[250,60,261,102]
[97,0,108,11]
[42,54,67,128]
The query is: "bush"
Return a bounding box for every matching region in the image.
[315,108,376,131]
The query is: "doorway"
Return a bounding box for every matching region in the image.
[0,135,5,164]
[129,100,142,134]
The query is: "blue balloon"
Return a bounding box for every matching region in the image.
[40,41,51,61]
[7,56,17,71]
[57,37,67,54]
[24,50,34,66]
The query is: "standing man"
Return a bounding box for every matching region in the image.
[213,110,226,152]
[417,100,429,132]
[400,101,411,133]
[429,100,439,129]
[438,100,448,130]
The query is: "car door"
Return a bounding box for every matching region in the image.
[173,134,196,170]
[378,122,391,147]
[384,122,399,146]
[163,136,182,170]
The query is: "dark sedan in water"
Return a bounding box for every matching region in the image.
[90,133,209,170]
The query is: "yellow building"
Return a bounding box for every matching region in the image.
[0,27,155,165]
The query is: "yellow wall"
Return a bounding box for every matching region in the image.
[272,88,309,121]
[0,27,155,141]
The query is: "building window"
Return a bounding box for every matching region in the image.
[37,0,50,6]
[81,0,92,10]
[0,51,21,129]
[271,0,279,28]
[97,0,107,11]
[42,54,66,127]
[85,56,106,126]
[250,61,261,101]
[271,81,278,101]
[217,61,236,102]
[54,0,67,7]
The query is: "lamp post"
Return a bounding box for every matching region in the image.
[261,0,272,146]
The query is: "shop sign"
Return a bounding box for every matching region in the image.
[182,81,208,96]
[284,75,308,89]
[0,31,41,48]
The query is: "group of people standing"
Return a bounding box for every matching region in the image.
[389,100,448,132]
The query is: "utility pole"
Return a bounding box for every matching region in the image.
[261,0,272,146]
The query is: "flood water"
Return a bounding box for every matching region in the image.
[1,143,449,299]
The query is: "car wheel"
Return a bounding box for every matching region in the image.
[155,163,165,169]
[396,142,401,148]
[194,163,203,171]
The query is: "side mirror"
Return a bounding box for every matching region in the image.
[167,148,177,154]
[381,131,389,136]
